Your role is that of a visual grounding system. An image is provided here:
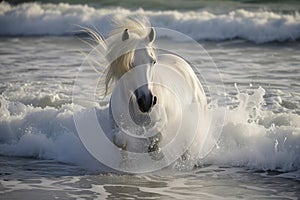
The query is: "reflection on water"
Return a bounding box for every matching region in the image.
[1,156,300,199]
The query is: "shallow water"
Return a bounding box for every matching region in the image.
[1,156,300,199]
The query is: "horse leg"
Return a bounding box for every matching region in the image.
[148,132,164,160]
[109,101,128,151]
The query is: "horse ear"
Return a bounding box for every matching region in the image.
[122,29,129,41]
[148,27,155,43]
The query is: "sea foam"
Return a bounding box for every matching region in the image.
[1,2,300,43]
[0,86,299,173]
[204,87,300,172]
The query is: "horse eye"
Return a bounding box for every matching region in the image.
[152,59,156,65]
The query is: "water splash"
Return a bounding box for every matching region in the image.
[1,84,299,173]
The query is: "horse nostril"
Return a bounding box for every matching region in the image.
[153,96,157,106]
[137,95,147,112]
[137,96,144,106]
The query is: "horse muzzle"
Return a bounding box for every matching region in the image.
[134,86,157,113]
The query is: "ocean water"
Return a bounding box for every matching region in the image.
[1,1,300,199]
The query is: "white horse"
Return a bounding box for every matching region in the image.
[86,17,207,161]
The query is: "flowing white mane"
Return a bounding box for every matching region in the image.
[83,16,153,97]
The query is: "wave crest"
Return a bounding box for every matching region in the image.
[1,2,300,43]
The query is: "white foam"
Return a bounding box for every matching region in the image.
[1,2,300,43]
[0,85,299,173]
[204,87,300,172]
[0,97,102,170]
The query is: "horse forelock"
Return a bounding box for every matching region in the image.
[111,15,151,39]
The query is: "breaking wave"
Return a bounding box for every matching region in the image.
[0,86,299,173]
[1,2,300,43]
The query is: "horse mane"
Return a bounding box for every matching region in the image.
[82,16,152,98]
